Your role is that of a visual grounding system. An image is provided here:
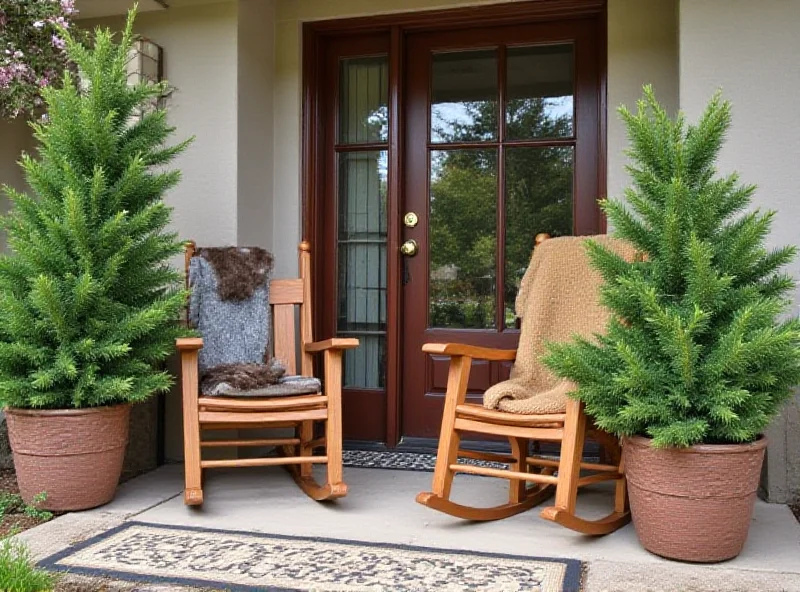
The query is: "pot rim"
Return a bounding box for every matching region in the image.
[5,403,131,417]
[624,434,767,454]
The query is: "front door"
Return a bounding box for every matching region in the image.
[401,21,602,441]
[311,11,604,448]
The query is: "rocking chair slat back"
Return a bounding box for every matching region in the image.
[183,240,196,326]
[299,242,314,377]
[270,279,305,304]
[273,304,297,375]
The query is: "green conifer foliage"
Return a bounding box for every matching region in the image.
[0,10,191,409]
[543,86,800,447]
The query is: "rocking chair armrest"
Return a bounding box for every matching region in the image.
[304,338,360,353]
[422,343,517,361]
[176,337,204,351]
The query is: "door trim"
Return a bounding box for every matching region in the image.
[302,0,608,447]
[301,1,605,35]
[386,26,403,446]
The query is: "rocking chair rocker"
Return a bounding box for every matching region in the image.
[176,241,358,505]
[416,234,631,535]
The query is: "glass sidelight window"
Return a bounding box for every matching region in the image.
[427,44,575,330]
[339,57,389,144]
[336,56,389,389]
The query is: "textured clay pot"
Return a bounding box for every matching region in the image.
[5,404,131,511]
[623,435,767,563]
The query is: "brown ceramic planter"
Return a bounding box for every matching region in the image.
[5,404,131,511]
[623,435,767,563]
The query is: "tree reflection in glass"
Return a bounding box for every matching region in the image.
[428,145,573,330]
[429,149,497,329]
[426,44,575,330]
[504,147,573,326]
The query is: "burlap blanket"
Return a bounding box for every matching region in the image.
[483,235,636,415]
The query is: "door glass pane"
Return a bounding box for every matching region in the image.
[506,44,574,140]
[504,146,574,327]
[339,56,389,144]
[431,49,498,143]
[337,151,388,388]
[429,149,497,328]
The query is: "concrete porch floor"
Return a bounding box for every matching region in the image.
[19,463,800,592]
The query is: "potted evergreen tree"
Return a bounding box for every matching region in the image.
[0,10,189,511]
[544,87,800,562]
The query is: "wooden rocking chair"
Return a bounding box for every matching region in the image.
[176,241,358,505]
[416,234,631,535]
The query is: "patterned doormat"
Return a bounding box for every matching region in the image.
[40,522,582,592]
[341,450,570,472]
[342,449,507,472]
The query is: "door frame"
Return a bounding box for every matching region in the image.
[302,0,608,448]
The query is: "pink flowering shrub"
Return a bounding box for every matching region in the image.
[0,0,83,119]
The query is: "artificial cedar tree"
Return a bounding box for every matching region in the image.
[0,8,192,409]
[544,86,800,448]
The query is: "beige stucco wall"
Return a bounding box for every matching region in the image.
[237,0,276,248]
[3,2,242,256]
[680,0,800,504]
[679,0,800,311]
[607,0,678,201]
[0,119,36,251]
[87,0,275,249]
[87,1,276,252]
[83,1,240,250]
[132,1,239,248]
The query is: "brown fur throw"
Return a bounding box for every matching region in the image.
[201,359,286,396]
[196,247,274,301]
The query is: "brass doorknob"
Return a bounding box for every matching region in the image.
[403,212,419,228]
[400,239,419,257]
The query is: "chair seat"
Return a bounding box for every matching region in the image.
[455,403,566,427]
[199,393,326,412]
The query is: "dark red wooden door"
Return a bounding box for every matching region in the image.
[400,20,602,440]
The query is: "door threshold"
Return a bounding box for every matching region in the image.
[396,437,512,454]
[343,440,391,452]
[344,438,511,454]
